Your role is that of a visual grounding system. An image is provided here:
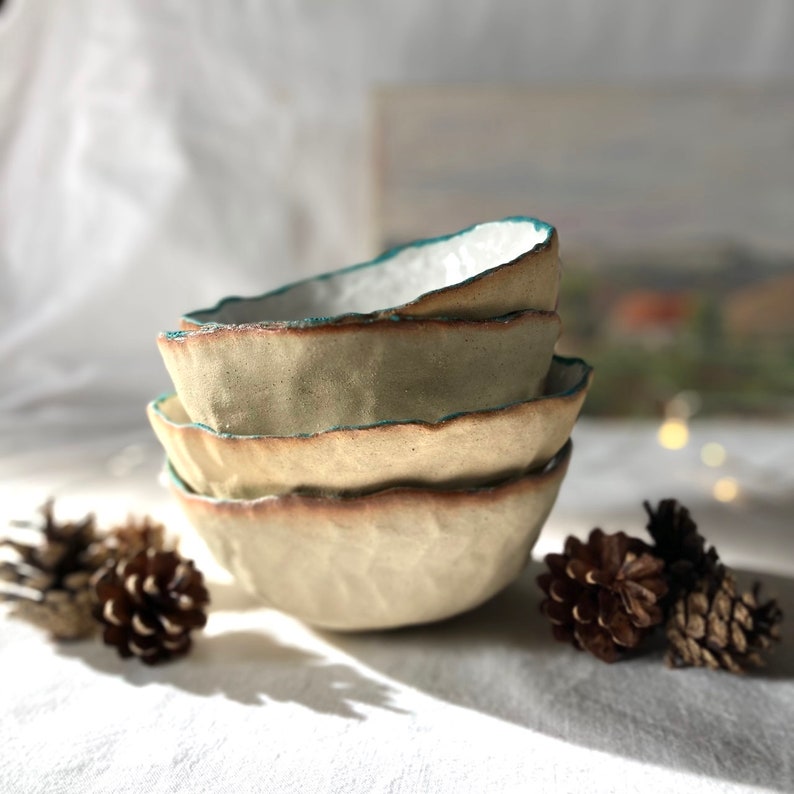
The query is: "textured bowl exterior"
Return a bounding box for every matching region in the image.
[170,441,572,631]
[181,217,559,328]
[158,310,561,435]
[149,356,591,499]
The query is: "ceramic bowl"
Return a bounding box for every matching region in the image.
[158,309,561,435]
[148,356,591,499]
[180,216,559,329]
[169,440,572,631]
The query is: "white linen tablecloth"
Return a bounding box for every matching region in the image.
[1,418,791,794]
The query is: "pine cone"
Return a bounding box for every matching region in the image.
[538,528,668,662]
[666,572,783,673]
[92,549,209,665]
[0,501,102,639]
[86,515,166,569]
[644,499,723,606]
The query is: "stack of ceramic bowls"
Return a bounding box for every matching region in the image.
[150,217,592,631]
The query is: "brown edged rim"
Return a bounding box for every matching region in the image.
[167,438,572,512]
[161,307,560,344]
[149,355,592,441]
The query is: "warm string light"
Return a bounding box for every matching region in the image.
[656,392,740,503]
[713,477,739,503]
[656,390,701,451]
[701,442,727,467]
[657,418,689,450]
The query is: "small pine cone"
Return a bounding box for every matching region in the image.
[644,499,723,606]
[92,549,209,665]
[538,528,668,662]
[666,572,783,673]
[85,515,166,569]
[0,501,102,639]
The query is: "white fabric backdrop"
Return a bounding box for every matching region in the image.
[2,0,794,423]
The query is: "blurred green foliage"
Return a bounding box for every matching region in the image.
[557,267,794,418]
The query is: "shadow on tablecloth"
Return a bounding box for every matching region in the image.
[324,559,794,791]
[56,581,407,720]
[54,491,793,787]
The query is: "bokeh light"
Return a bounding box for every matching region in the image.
[665,390,702,421]
[713,477,739,503]
[657,418,689,450]
[701,442,727,467]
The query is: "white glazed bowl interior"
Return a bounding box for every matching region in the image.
[181,216,557,326]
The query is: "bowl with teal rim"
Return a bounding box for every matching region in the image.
[158,308,561,436]
[180,216,559,329]
[148,355,592,500]
[167,440,572,631]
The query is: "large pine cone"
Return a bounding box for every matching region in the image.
[644,499,722,606]
[666,572,783,673]
[92,549,209,665]
[538,528,668,662]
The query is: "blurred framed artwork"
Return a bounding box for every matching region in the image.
[374,85,794,418]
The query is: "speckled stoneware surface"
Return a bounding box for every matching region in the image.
[168,441,571,631]
[180,217,559,328]
[158,310,561,436]
[149,356,591,499]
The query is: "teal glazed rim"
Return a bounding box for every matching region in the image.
[149,354,591,441]
[181,216,555,328]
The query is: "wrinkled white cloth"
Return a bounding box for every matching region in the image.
[2,0,794,420]
[0,0,370,418]
[0,420,792,794]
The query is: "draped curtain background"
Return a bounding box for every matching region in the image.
[1,0,792,426]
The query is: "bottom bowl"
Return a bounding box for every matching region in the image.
[169,440,572,631]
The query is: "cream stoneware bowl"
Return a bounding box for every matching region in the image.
[169,440,572,631]
[158,309,561,435]
[181,216,559,329]
[148,356,591,499]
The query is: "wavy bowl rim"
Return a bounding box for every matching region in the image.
[149,355,592,441]
[162,306,559,342]
[166,438,573,508]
